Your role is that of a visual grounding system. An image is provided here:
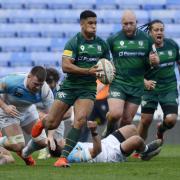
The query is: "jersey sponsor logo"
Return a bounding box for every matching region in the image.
[159,62,174,68]
[118,51,145,57]
[63,50,73,57]
[57,91,67,99]
[13,88,24,97]
[138,41,144,47]
[77,56,98,62]
[111,91,121,97]
[168,50,173,57]
[141,100,147,107]
[97,45,102,52]
[80,45,85,51]
[120,41,125,46]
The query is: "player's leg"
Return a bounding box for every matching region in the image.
[103,98,125,137]
[137,92,158,140]
[1,124,25,152]
[32,100,70,137]
[137,112,154,140]
[0,146,15,165]
[157,91,178,141]
[54,98,94,167]
[120,100,139,127]
[117,125,162,159]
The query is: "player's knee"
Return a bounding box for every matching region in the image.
[164,114,177,128]
[132,135,144,148]
[107,111,122,122]
[140,116,152,127]
[46,115,60,129]
[8,134,25,152]
[74,118,86,128]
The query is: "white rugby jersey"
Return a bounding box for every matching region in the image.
[68,135,126,163]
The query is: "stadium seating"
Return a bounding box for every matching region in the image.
[0,0,180,76]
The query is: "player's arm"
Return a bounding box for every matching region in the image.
[0,81,20,117]
[87,121,102,158]
[62,56,99,76]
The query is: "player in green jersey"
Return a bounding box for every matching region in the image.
[137,19,180,142]
[31,10,110,167]
[103,10,160,137]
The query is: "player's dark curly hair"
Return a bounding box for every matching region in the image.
[46,67,60,84]
[80,10,96,20]
[138,19,164,33]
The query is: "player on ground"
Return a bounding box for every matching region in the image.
[0,146,15,165]
[32,10,110,167]
[0,66,54,165]
[137,19,180,142]
[104,10,160,137]
[47,121,162,163]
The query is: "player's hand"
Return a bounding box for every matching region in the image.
[87,121,97,132]
[88,65,104,77]
[149,52,160,66]
[3,105,21,118]
[47,137,56,151]
[144,79,157,90]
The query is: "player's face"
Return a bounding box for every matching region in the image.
[122,16,137,37]
[27,75,44,93]
[150,23,164,47]
[81,17,97,38]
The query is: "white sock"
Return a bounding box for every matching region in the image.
[143,145,149,153]
[0,136,7,146]
[22,139,45,158]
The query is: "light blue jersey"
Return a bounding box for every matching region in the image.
[0,74,54,112]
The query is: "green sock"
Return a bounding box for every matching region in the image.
[61,128,81,158]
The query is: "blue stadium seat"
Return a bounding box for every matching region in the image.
[149,10,175,23]
[50,38,68,51]
[0,53,12,66]
[9,52,32,66]
[95,0,117,9]
[116,0,141,9]
[166,0,180,9]
[0,0,24,9]
[71,0,96,9]
[31,52,61,67]
[174,11,180,24]
[46,0,72,9]
[165,24,180,38]
[97,24,115,39]
[141,0,166,10]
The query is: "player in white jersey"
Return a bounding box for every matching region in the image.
[47,121,162,164]
[0,66,54,165]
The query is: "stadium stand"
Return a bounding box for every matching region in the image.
[0,0,179,76]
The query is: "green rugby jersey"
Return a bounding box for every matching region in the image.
[61,32,110,90]
[145,38,180,93]
[107,29,153,96]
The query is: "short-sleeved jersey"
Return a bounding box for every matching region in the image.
[0,74,54,112]
[145,38,180,93]
[107,29,153,96]
[61,32,110,91]
[67,134,126,163]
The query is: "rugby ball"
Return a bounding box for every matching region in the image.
[96,58,115,84]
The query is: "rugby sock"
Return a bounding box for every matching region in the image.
[0,136,7,146]
[158,121,174,133]
[61,128,81,158]
[22,139,44,158]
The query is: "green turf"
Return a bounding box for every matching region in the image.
[0,145,180,180]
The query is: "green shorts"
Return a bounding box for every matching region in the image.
[55,88,96,106]
[141,90,178,111]
[109,86,141,105]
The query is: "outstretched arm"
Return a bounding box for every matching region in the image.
[87,121,102,158]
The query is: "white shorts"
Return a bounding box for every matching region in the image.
[0,104,39,130]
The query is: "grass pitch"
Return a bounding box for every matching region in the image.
[0,144,180,180]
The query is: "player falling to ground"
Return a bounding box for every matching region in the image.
[47,121,162,164]
[103,10,160,137]
[32,10,111,167]
[137,19,180,142]
[0,66,54,165]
